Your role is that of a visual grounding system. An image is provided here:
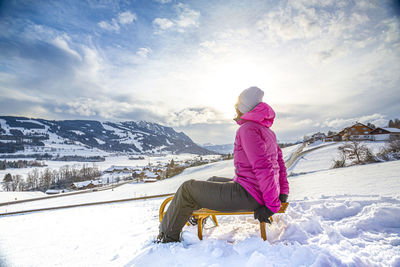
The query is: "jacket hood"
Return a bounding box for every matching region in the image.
[237,102,275,127]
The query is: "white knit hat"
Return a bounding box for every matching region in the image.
[235,86,264,113]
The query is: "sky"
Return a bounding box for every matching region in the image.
[0,0,399,145]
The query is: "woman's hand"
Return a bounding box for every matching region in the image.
[254,206,275,224]
[279,194,288,203]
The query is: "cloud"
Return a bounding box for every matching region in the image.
[98,19,120,31]
[118,11,137,25]
[175,123,237,145]
[98,11,137,32]
[55,97,163,122]
[167,107,228,127]
[153,3,200,33]
[174,3,200,30]
[50,35,81,60]
[321,114,388,129]
[154,0,172,4]
[136,47,152,58]
[153,18,174,30]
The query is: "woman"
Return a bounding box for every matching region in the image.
[157,86,289,243]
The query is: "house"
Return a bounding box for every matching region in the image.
[143,178,158,183]
[103,165,139,174]
[45,188,67,194]
[71,180,102,190]
[337,122,374,141]
[311,132,326,142]
[325,134,342,142]
[369,127,400,141]
[143,170,161,180]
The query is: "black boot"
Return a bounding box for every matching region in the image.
[155,232,180,243]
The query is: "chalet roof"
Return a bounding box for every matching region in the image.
[352,122,373,129]
[143,178,158,182]
[72,180,102,188]
[384,127,400,133]
[370,127,400,134]
[143,170,159,178]
[104,165,138,172]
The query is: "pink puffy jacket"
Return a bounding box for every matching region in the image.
[233,102,289,213]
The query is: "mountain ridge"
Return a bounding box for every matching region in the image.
[0,116,214,155]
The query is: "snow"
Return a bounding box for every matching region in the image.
[0,145,400,266]
[303,140,330,152]
[102,122,127,138]
[72,180,102,188]
[70,130,85,135]
[0,191,46,202]
[280,143,303,162]
[384,127,400,133]
[288,143,343,174]
[288,141,387,175]
[0,119,10,134]
[94,137,106,145]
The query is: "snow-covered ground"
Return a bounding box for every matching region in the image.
[0,191,47,202]
[288,141,387,175]
[1,145,399,266]
[281,143,303,162]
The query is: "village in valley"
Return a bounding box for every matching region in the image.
[1,153,230,195]
[69,155,226,192]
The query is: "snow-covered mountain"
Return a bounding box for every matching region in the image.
[201,143,234,154]
[0,116,214,155]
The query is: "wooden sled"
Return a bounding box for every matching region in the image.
[159,196,289,241]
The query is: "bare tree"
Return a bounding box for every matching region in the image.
[26,170,38,190]
[338,141,376,165]
[39,168,53,191]
[10,174,23,191]
[332,153,346,168]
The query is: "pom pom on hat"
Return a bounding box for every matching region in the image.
[235,86,264,113]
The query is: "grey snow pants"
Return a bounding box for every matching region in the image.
[159,176,261,240]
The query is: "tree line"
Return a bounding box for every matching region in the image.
[0,160,46,170]
[2,164,101,192]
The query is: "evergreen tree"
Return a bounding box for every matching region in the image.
[395,119,400,128]
[3,173,12,191]
[0,160,5,170]
[366,123,376,129]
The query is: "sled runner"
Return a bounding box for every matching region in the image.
[159,195,289,241]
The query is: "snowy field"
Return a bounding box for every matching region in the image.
[1,143,399,266]
[288,141,387,175]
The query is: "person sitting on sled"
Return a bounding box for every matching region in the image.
[157,86,289,243]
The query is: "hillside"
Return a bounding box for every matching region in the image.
[0,116,214,155]
[0,144,399,266]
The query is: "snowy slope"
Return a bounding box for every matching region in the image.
[281,143,303,161]
[288,141,387,175]
[0,154,399,266]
